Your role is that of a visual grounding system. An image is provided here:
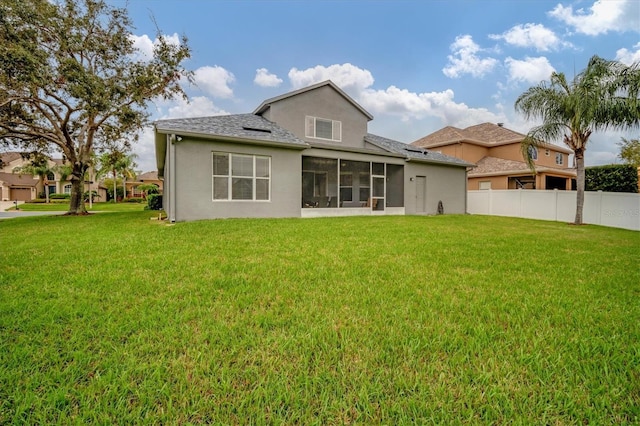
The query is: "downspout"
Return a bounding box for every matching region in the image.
[465,166,469,214]
[169,134,177,223]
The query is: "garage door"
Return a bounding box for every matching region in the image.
[12,188,32,201]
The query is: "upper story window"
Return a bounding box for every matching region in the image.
[555,152,563,165]
[528,146,538,161]
[305,116,341,142]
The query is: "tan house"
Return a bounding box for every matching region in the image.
[0,151,105,201]
[125,171,163,199]
[412,123,576,190]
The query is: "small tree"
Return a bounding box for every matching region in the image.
[618,137,640,168]
[0,0,191,214]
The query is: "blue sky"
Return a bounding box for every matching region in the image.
[111,0,640,172]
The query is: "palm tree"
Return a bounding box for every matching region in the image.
[12,152,55,203]
[515,55,640,224]
[97,151,136,202]
[118,153,138,200]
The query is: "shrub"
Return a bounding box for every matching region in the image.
[26,198,47,204]
[50,193,71,199]
[585,164,638,193]
[125,197,145,203]
[83,190,100,202]
[147,194,163,210]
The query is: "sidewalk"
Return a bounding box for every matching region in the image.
[0,201,65,220]
[0,200,23,211]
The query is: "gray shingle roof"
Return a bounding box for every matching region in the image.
[155,114,308,148]
[365,133,473,167]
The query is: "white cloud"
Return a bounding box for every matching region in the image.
[616,42,640,65]
[359,86,503,127]
[129,33,182,62]
[286,62,503,128]
[192,66,235,99]
[254,68,283,87]
[162,96,229,119]
[489,23,569,52]
[505,56,556,84]
[442,35,499,78]
[549,0,640,36]
[288,63,375,92]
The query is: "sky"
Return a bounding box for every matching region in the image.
[109,0,640,173]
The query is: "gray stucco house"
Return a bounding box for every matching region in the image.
[154,80,472,222]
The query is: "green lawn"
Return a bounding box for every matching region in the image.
[1,213,638,424]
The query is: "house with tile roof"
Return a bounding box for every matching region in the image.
[0,151,106,202]
[412,123,576,191]
[154,80,473,222]
[124,171,163,199]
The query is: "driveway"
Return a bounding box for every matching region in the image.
[0,201,65,220]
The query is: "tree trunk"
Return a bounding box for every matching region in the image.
[574,149,585,225]
[113,170,117,203]
[67,164,88,215]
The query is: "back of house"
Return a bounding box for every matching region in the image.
[155,80,472,222]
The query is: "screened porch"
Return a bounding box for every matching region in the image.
[301,156,404,216]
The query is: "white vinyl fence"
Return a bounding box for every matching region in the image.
[467,189,640,231]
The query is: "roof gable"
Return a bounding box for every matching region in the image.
[412,122,573,154]
[253,80,373,121]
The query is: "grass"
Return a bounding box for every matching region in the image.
[8,201,146,212]
[1,213,638,424]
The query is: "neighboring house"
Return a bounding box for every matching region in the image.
[154,80,473,222]
[412,123,576,190]
[125,171,163,199]
[0,151,105,201]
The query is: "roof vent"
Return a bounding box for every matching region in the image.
[405,147,427,155]
[242,126,272,133]
[497,122,504,127]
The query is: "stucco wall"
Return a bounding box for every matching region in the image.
[436,143,488,164]
[266,85,370,150]
[171,137,303,221]
[404,162,467,215]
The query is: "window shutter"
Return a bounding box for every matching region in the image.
[305,116,315,138]
[333,120,341,141]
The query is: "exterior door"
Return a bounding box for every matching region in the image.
[416,176,426,214]
[371,176,385,211]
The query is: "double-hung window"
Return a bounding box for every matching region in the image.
[555,152,563,165]
[212,152,270,201]
[305,116,342,142]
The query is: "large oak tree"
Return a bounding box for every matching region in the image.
[515,55,640,224]
[0,0,191,214]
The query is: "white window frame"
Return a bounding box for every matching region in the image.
[555,152,564,165]
[305,116,342,142]
[528,146,538,161]
[63,184,72,194]
[212,152,271,202]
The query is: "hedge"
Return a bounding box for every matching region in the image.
[585,164,638,193]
